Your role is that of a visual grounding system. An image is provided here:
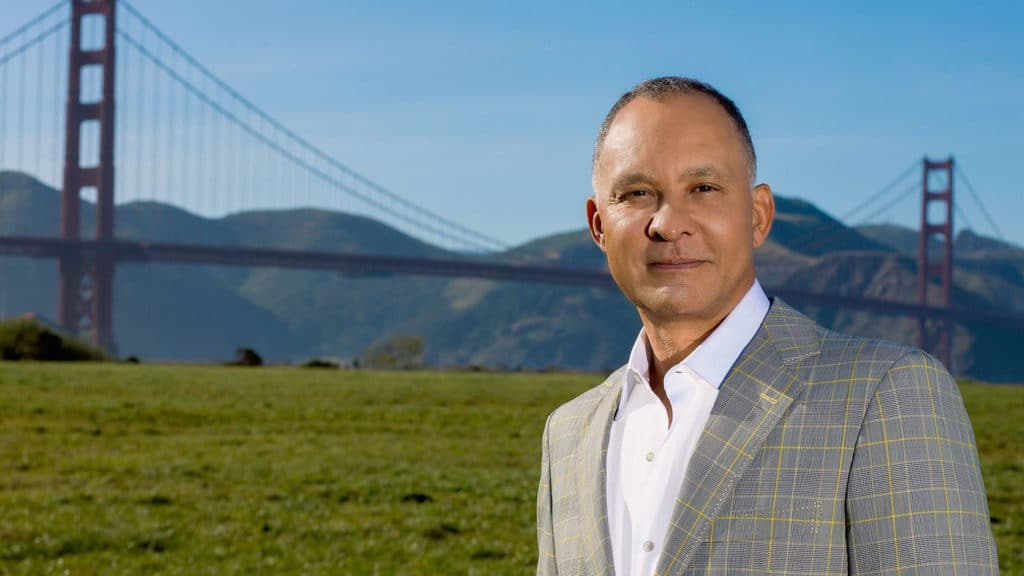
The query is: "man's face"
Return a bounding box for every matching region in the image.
[588,93,774,325]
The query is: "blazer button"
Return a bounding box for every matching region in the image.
[642,540,655,552]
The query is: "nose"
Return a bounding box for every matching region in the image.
[646,199,693,242]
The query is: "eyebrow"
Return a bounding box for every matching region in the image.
[610,172,657,190]
[679,165,726,180]
[608,165,730,192]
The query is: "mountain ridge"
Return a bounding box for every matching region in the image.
[2,170,1022,381]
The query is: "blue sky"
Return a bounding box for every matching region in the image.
[4,1,1023,248]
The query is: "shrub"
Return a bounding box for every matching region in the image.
[227,347,263,367]
[301,358,339,369]
[0,318,105,361]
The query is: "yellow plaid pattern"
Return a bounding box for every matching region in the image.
[536,299,998,575]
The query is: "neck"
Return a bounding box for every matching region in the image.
[638,278,756,391]
[640,315,723,392]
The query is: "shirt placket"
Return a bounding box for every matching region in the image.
[622,385,672,571]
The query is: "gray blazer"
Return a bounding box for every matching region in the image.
[536,299,998,575]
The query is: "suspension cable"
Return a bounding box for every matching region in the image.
[955,165,1005,242]
[0,2,65,48]
[795,179,921,256]
[119,0,510,253]
[116,28,500,253]
[782,160,918,254]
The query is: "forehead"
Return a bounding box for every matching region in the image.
[597,93,748,179]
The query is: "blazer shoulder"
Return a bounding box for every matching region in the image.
[815,327,941,377]
[545,366,624,431]
[795,326,961,414]
[765,300,951,399]
[765,299,927,380]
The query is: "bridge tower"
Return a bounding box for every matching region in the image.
[917,157,954,369]
[59,0,117,351]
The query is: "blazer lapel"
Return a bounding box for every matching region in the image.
[577,369,629,576]
[656,299,819,575]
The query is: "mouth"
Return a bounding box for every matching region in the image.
[648,258,708,270]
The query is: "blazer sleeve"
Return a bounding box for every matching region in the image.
[845,349,999,575]
[537,412,559,576]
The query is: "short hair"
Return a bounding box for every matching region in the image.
[592,76,757,181]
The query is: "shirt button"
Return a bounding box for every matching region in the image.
[642,540,655,552]
[646,451,655,462]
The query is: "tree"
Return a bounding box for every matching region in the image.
[0,318,105,361]
[228,347,263,367]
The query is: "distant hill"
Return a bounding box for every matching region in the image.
[770,196,891,256]
[858,223,1023,259]
[2,170,1022,381]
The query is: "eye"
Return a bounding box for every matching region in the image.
[694,184,718,193]
[613,189,653,202]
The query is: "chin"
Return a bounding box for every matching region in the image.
[631,288,712,320]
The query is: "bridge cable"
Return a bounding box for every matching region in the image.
[793,178,921,258]
[0,2,65,48]
[0,35,8,174]
[150,35,161,203]
[53,14,64,189]
[240,97,249,215]
[954,205,975,236]
[116,28,499,253]
[118,1,510,254]
[781,160,918,255]
[15,20,27,173]
[116,14,129,208]
[133,22,145,202]
[182,62,192,215]
[197,72,207,215]
[167,43,177,207]
[0,19,67,69]
[214,93,224,215]
[955,165,1005,242]
[231,101,238,214]
[853,179,921,229]
[34,19,45,180]
[0,1,65,293]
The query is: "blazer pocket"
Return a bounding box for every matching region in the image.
[707,498,823,542]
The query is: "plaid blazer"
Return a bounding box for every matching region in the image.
[536,299,998,575]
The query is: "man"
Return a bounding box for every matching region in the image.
[536,77,998,575]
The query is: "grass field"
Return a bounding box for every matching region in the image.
[0,364,1020,575]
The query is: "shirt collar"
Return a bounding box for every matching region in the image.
[618,279,770,418]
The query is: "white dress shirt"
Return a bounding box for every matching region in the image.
[606,280,770,576]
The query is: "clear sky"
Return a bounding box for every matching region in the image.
[4,1,1023,248]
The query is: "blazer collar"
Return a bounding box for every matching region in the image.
[574,298,820,576]
[655,298,819,574]
[759,297,821,365]
[576,367,628,575]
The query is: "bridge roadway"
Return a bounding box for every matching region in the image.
[2,235,1023,329]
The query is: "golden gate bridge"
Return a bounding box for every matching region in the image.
[0,0,1020,368]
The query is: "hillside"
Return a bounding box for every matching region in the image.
[2,170,1023,380]
[770,196,892,256]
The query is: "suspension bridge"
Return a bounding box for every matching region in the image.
[0,0,1019,368]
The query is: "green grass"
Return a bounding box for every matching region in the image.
[960,379,1024,574]
[0,364,592,575]
[0,364,1020,575]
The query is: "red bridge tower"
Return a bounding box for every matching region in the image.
[59,0,117,351]
[917,157,954,370]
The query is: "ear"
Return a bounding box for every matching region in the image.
[751,183,775,248]
[586,196,607,252]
